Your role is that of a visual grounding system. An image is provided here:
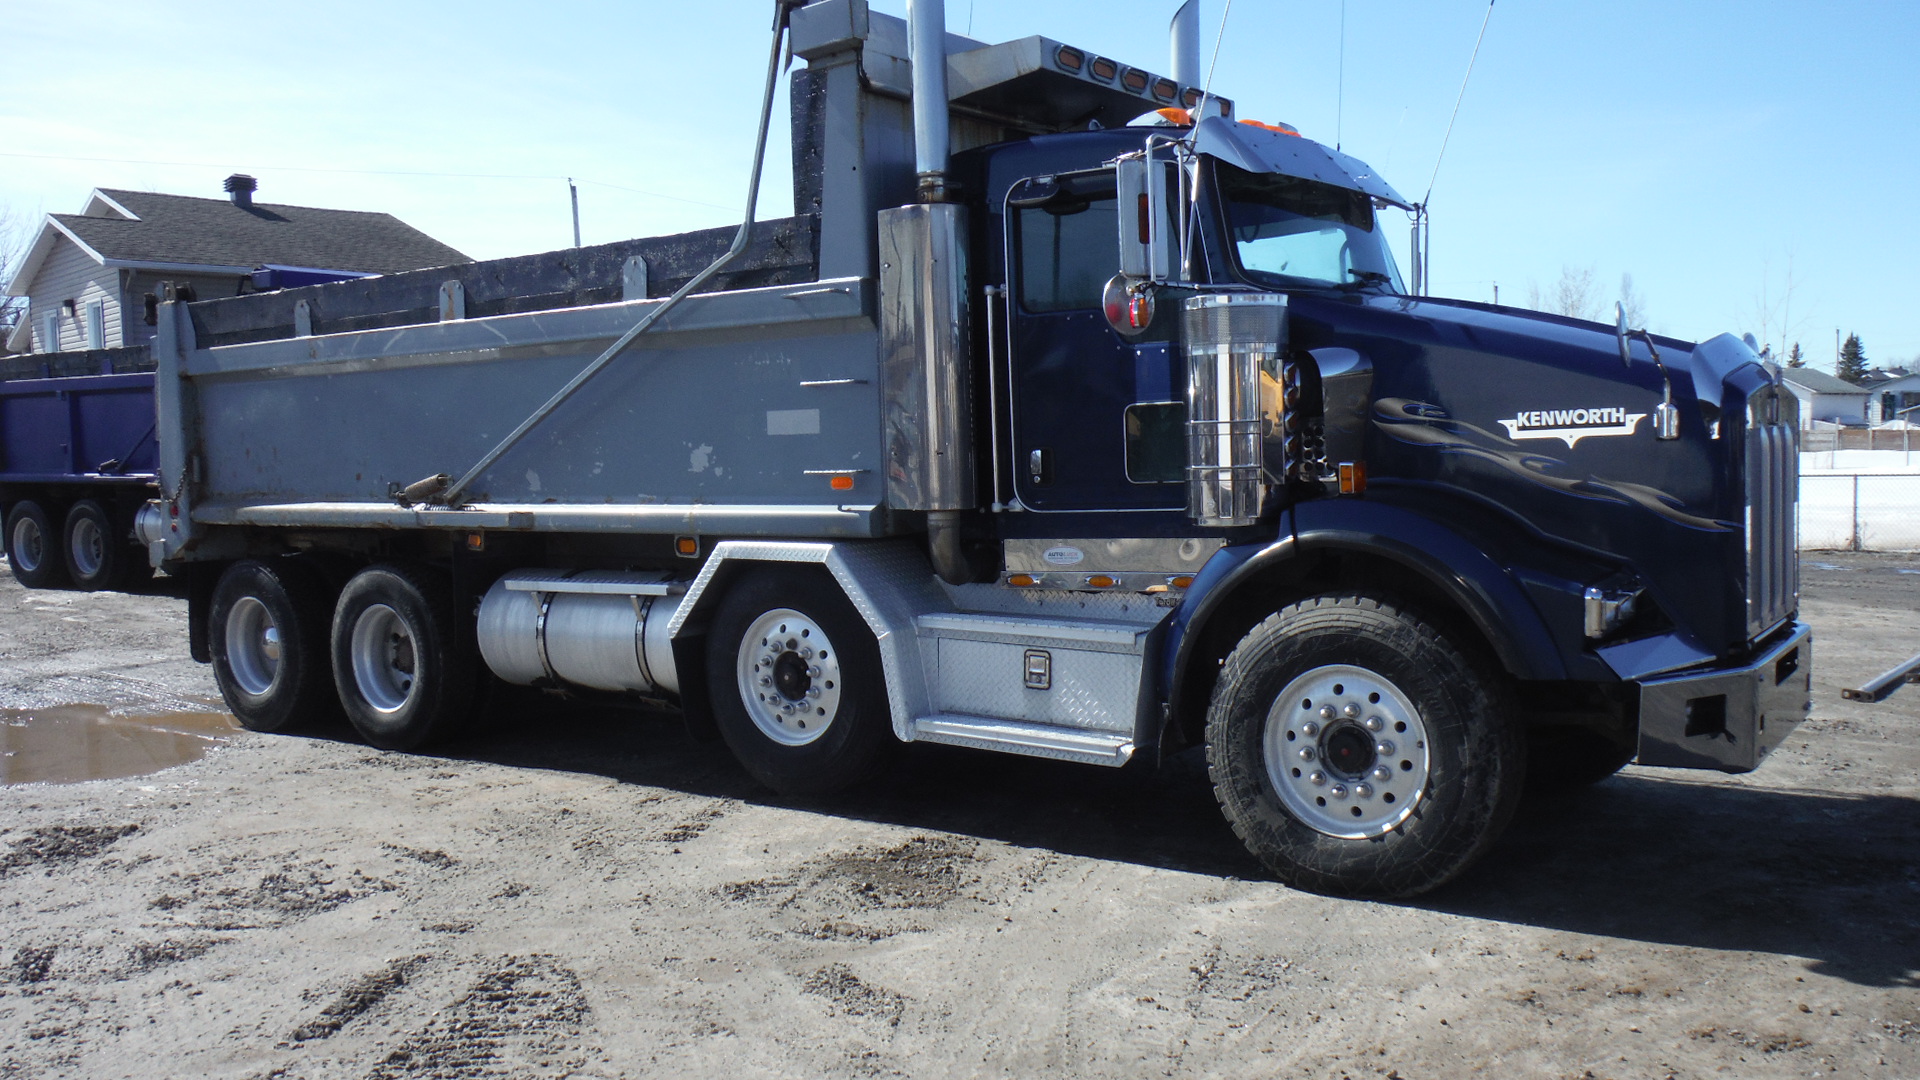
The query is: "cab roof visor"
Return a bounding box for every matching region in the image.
[1192,115,1410,209]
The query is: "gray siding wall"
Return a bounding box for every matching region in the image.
[25,236,120,352]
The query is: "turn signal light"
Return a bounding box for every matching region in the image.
[829,475,854,491]
[1007,574,1038,587]
[1338,461,1367,495]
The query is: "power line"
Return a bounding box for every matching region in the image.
[0,151,735,212]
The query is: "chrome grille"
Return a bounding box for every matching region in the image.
[1744,384,1799,639]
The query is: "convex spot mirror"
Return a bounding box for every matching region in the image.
[1102,274,1156,338]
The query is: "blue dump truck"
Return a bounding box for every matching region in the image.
[1,350,159,592]
[4,0,1812,897]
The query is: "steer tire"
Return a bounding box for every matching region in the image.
[209,559,338,732]
[5,500,68,590]
[1205,594,1525,899]
[706,567,894,797]
[332,564,475,751]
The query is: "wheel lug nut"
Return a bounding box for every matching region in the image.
[1319,705,1336,720]
[1376,740,1394,756]
[1354,783,1373,798]
[806,687,822,699]
[1342,703,1361,718]
[1308,771,1327,786]
[800,647,814,659]
[1365,715,1384,732]
[1300,721,1320,737]
[1297,747,1316,762]
[1329,784,1348,799]
[1372,766,1393,783]
[759,676,772,687]
[807,666,821,678]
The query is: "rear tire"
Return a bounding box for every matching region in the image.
[63,500,145,592]
[706,568,893,796]
[5,500,68,590]
[210,559,338,732]
[1205,595,1524,898]
[332,564,474,751]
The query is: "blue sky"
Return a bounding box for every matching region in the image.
[6,1,1916,370]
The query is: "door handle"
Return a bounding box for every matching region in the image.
[1029,447,1050,485]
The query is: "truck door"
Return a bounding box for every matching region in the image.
[1004,172,1186,514]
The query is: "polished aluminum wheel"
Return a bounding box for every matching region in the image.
[68,515,106,580]
[735,607,842,747]
[1263,664,1431,839]
[349,603,417,714]
[10,515,46,574]
[224,596,283,696]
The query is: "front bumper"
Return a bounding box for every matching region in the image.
[1635,621,1812,772]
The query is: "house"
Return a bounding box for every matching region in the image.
[1779,367,1871,428]
[1870,371,1920,426]
[4,176,469,354]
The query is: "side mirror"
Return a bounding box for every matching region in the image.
[1102,274,1156,338]
[1615,301,1632,369]
[1115,154,1178,282]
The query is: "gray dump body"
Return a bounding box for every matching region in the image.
[149,0,1205,558]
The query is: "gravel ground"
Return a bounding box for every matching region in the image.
[1,553,1917,1079]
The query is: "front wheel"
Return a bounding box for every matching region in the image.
[331,564,475,751]
[706,568,893,796]
[1205,595,1524,898]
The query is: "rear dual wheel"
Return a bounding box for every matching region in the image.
[5,500,66,589]
[210,559,337,732]
[1206,595,1524,898]
[64,500,151,592]
[331,564,475,751]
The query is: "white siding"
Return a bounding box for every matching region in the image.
[23,235,119,352]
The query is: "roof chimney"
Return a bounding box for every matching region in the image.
[224,173,257,207]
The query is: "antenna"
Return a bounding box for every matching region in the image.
[1413,0,1496,296]
[1336,0,1346,151]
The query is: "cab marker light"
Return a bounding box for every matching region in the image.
[1338,461,1367,495]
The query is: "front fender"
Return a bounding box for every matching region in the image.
[1164,500,1571,744]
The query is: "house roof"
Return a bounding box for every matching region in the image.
[1780,367,1868,395]
[6,187,470,296]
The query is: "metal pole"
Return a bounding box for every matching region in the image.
[909,0,952,200]
[569,179,581,248]
[1852,473,1861,552]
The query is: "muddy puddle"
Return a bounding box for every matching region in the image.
[1,705,237,785]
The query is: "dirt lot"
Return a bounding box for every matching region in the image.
[2,553,1917,1079]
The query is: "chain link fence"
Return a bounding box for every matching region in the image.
[1801,471,1920,551]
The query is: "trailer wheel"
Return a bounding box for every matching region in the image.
[706,568,892,796]
[332,564,474,751]
[1205,595,1524,898]
[5,500,68,590]
[64,500,146,592]
[210,559,337,732]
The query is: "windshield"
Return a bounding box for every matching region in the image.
[1216,161,1404,292]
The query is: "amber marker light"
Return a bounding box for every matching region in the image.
[466,532,486,552]
[675,536,699,556]
[1120,68,1150,94]
[1169,575,1194,589]
[830,475,854,491]
[1007,574,1038,587]
[1338,462,1368,495]
[1055,45,1085,72]
[1086,574,1118,589]
[1089,56,1118,82]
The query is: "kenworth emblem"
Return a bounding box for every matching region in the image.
[1498,407,1648,447]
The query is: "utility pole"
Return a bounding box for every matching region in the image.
[569,179,582,248]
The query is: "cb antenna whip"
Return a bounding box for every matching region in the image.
[1424,0,1495,207]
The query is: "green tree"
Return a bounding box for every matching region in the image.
[1837,332,1868,383]
[1785,342,1806,368]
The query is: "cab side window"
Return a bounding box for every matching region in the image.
[1016,196,1118,313]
